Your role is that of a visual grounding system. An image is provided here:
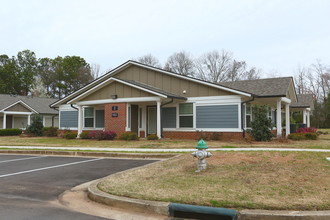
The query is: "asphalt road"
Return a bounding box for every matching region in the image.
[0,154,157,220]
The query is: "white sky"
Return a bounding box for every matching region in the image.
[1,0,330,77]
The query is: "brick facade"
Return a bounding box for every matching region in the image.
[104,103,127,137]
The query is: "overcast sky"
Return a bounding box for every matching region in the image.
[1,0,329,77]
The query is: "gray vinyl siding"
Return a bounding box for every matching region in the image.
[60,111,78,128]
[95,110,105,128]
[196,105,239,128]
[162,107,176,128]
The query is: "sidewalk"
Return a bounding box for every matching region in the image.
[0,145,330,153]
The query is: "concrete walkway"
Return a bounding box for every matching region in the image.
[1,145,330,153]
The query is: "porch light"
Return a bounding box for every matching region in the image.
[111,94,118,99]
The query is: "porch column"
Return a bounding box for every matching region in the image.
[307,110,310,127]
[276,99,282,136]
[285,103,290,136]
[27,114,31,126]
[303,109,307,124]
[3,113,6,129]
[77,105,83,137]
[156,101,161,139]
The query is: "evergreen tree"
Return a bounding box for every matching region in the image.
[250,105,274,141]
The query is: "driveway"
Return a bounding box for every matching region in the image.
[0,154,157,220]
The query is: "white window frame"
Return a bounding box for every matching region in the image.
[178,103,194,128]
[245,103,252,129]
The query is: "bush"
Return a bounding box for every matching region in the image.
[79,131,91,139]
[305,132,318,140]
[63,131,77,139]
[87,130,116,140]
[26,114,44,136]
[147,134,159,140]
[0,128,22,136]
[249,105,274,141]
[288,133,306,140]
[42,127,58,137]
[119,132,139,141]
[288,132,318,140]
[297,127,318,133]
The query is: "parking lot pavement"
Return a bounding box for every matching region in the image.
[0,154,158,220]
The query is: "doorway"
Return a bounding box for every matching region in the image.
[130,105,139,134]
[147,106,157,135]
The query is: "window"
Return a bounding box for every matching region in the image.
[268,107,272,120]
[84,107,94,128]
[179,103,193,128]
[245,103,252,128]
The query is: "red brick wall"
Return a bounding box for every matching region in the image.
[140,130,146,138]
[105,103,127,137]
[163,131,244,140]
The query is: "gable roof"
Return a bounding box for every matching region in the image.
[0,94,58,114]
[51,60,251,107]
[290,94,314,109]
[219,77,294,97]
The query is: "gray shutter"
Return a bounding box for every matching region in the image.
[60,111,78,128]
[162,107,176,128]
[95,110,105,128]
[196,105,239,128]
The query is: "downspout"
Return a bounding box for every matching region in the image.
[160,98,174,138]
[241,96,255,138]
[70,104,78,110]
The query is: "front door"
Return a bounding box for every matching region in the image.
[131,105,139,134]
[6,115,12,128]
[147,106,157,135]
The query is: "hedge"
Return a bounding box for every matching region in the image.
[0,128,22,136]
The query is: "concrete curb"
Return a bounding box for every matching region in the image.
[238,209,330,220]
[0,150,176,159]
[88,183,330,220]
[88,181,170,216]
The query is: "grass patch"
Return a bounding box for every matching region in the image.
[98,151,330,210]
[0,131,329,149]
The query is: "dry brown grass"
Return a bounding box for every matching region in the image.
[98,151,330,210]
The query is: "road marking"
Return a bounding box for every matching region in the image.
[0,156,44,164]
[0,158,103,178]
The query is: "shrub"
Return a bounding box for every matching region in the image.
[63,131,77,139]
[79,131,91,139]
[42,127,58,137]
[249,105,274,141]
[26,114,44,136]
[119,132,139,141]
[305,132,318,140]
[288,132,318,140]
[297,127,318,133]
[87,130,116,140]
[0,128,22,136]
[288,133,306,140]
[147,134,159,140]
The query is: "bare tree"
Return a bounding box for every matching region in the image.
[164,51,195,76]
[242,67,261,80]
[227,60,247,81]
[311,60,330,102]
[90,63,100,78]
[294,65,309,94]
[134,54,161,68]
[195,50,232,83]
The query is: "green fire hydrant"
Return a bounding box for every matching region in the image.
[192,139,212,172]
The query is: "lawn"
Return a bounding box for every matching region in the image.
[0,129,329,149]
[98,151,330,210]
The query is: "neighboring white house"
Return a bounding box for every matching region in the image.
[0,94,59,129]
